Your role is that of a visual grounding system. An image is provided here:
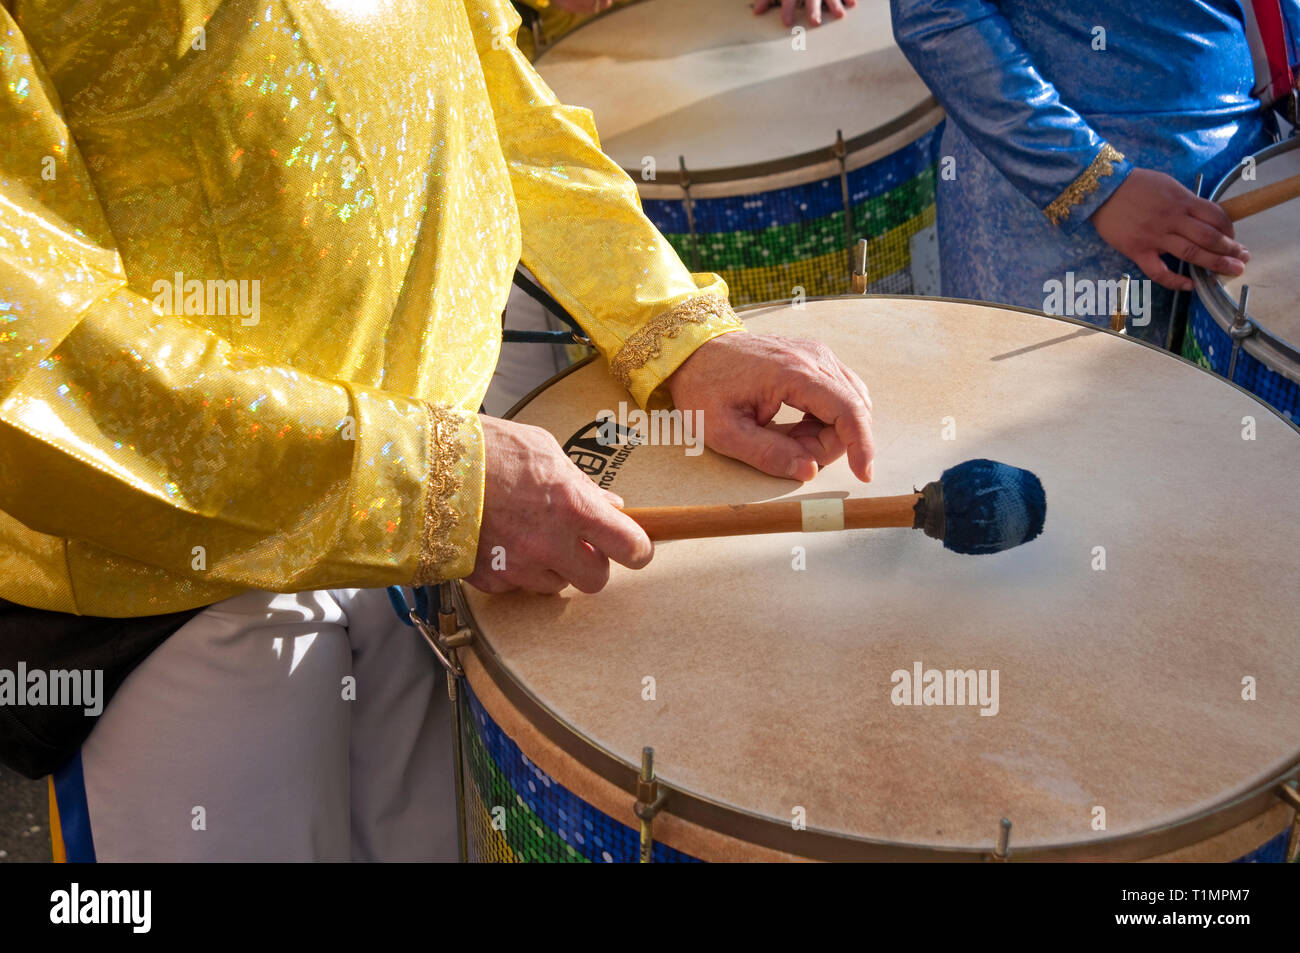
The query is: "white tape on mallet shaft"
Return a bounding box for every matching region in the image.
[800,498,846,532]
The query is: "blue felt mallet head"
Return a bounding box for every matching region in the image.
[913,459,1046,554]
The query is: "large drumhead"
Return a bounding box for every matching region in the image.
[535,0,932,171]
[463,298,1300,857]
[1220,139,1300,351]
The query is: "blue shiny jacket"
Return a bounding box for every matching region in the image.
[891,0,1299,334]
[893,0,1298,225]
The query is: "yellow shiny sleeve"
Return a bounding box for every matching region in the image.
[465,0,745,410]
[0,11,480,609]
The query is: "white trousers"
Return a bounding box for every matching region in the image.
[77,588,458,862]
[72,281,562,862]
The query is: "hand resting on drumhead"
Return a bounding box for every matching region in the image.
[666,331,875,484]
[465,333,874,595]
[1091,168,1249,292]
[754,0,857,28]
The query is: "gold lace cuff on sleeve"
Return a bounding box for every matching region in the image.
[413,404,485,585]
[1043,143,1125,226]
[609,293,744,390]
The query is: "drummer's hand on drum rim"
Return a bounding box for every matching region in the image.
[754,0,856,28]
[1091,168,1249,292]
[467,415,653,595]
[666,332,875,484]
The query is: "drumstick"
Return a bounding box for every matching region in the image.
[1219,172,1300,221]
[624,459,1046,555]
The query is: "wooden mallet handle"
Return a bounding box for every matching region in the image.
[1219,172,1300,222]
[624,494,922,542]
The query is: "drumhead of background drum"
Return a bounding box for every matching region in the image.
[534,0,932,171]
[1218,139,1300,352]
[462,298,1300,859]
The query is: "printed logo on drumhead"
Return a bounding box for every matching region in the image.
[564,405,705,489]
[563,418,641,490]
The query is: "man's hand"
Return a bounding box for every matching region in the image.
[667,332,874,483]
[466,415,652,595]
[1091,168,1248,292]
[754,0,857,28]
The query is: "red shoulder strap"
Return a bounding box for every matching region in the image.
[1245,0,1296,106]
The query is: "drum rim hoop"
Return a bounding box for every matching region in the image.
[1191,136,1300,383]
[610,99,944,189]
[462,294,1300,861]
[533,1,942,188]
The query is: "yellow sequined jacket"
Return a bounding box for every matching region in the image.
[0,0,742,617]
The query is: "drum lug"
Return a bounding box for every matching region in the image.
[529,14,545,57]
[677,157,701,273]
[1275,780,1300,863]
[424,582,473,864]
[1109,274,1131,335]
[851,238,870,295]
[1226,285,1255,382]
[407,585,472,684]
[633,746,670,863]
[987,817,1012,862]
[834,129,858,282]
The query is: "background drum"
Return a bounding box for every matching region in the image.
[450,297,1300,862]
[1186,136,1300,425]
[535,0,944,305]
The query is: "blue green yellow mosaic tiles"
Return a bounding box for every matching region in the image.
[460,682,701,863]
[642,125,943,304]
[1185,296,1300,426]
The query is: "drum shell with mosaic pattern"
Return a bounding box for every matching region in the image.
[534,0,945,305]
[453,297,1300,863]
[1186,136,1300,425]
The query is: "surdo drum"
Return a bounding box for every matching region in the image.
[446,297,1300,862]
[1186,136,1300,425]
[534,0,944,305]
